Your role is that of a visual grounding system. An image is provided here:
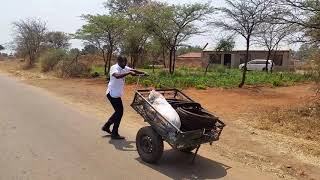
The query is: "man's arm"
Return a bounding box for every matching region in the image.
[131,69,146,75]
[113,71,135,79]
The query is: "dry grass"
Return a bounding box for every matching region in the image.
[254,94,320,143]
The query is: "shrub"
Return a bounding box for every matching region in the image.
[142,79,152,87]
[272,79,284,87]
[91,72,100,78]
[195,84,207,90]
[39,49,67,72]
[54,53,91,78]
[213,65,227,73]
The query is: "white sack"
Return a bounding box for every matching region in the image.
[148,90,181,129]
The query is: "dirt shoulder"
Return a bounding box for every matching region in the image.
[1,60,319,180]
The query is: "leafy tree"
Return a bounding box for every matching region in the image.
[145,38,163,73]
[213,0,274,87]
[177,45,202,55]
[75,14,126,75]
[298,43,319,61]
[142,2,213,74]
[0,45,4,51]
[13,18,47,67]
[45,31,70,49]
[104,0,148,15]
[105,0,150,68]
[215,36,235,51]
[81,44,99,55]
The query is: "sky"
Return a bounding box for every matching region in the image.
[0,0,296,54]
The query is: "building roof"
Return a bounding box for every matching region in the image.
[203,49,291,52]
[178,52,202,58]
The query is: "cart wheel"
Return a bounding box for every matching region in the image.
[136,126,163,164]
[178,146,197,153]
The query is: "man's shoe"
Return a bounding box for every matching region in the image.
[111,134,125,140]
[102,126,112,134]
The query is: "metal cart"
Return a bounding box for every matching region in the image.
[131,89,225,164]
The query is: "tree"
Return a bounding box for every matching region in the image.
[297,43,319,61]
[104,0,149,15]
[142,2,213,74]
[81,44,99,55]
[213,0,273,87]
[45,31,70,49]
[13,18,47,67]
[177,45,202,55]
[215,36,235,51]
[75,14,126,75]
[105,0,150,68]
[278,0,320,44]
[279,0,320,30]
[255,23,293,72]
[0,45,4,51]
[145,38,163,73]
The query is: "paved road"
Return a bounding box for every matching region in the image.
[0,74,276,180]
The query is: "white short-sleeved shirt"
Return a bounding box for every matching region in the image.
[106,64,132,98]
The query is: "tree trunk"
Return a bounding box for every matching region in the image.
[162,47,166,68]
[204,61,211,76]
[107,46,113,75]
[152,59,155,74]
[271,50,278,73]
[172,48,177,73]
[102,50,107,76]
[28,51,34,67]
[132,54,138,69]
[239,38,250,88]
[130,56,133,67]
[169,49,173,74]
[265,50,271,73]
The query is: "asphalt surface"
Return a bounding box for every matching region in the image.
[0,74,276,180]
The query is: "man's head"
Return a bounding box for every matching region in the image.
[117,55,127,69]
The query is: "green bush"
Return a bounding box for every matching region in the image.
[272,79,284,87]
[39,49,67,72]
[54,53,91,78]
[213,65,227,73]
[142,79,152,87]
[195,84,207,90]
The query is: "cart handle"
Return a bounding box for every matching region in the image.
[134,73,149,91]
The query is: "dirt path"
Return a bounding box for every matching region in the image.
[1,60,319,179]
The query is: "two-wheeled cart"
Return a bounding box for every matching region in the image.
[131,89,225,164]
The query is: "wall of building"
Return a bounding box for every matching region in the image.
[176,57,202,67]
[202,50,292,70]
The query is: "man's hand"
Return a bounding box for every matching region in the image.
[129,71,137,76]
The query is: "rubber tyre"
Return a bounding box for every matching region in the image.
[178,146,197,153]
[136,126,164,164]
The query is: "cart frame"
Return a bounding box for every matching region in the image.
[131,89,225,163]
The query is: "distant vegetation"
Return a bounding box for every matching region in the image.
[91,65,314,89]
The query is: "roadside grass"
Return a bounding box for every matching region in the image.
[252,96,320,156]
[91,66,315,89]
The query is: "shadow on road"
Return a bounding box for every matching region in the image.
[108,139,136,152]
[102,135,136,151]
[136,149,230,179]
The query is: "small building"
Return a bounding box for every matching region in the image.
[201,50,292,70]
[176,52,202,67]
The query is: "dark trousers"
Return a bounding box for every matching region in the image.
[103,93,123,135]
